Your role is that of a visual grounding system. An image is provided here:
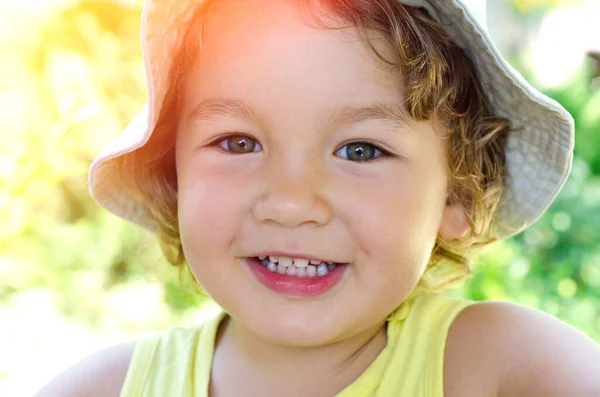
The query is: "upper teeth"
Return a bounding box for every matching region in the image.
[262,255,329,267]
[258,255,337,278]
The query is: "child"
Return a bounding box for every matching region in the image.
[37,0,600,396]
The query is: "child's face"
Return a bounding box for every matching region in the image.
[175,0,466,345]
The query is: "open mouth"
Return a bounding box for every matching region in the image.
[255,255,339,278]
[245,256,348,298]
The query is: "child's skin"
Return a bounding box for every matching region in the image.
[36,1,600,396]
[177,1,465,394]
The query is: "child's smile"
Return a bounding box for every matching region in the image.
[174,0,467,347]
[246,255,349,297]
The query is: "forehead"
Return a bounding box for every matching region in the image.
[179,0,406,127]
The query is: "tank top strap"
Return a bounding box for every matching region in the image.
[375,292,473,397]
[120,310,226,397]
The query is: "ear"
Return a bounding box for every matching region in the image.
[438,196,469,239]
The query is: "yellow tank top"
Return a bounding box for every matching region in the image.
[120,292,472,396]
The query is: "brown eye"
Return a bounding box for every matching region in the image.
[335,142,383,162]
[218,135,262,153]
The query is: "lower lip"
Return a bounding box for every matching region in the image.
[245,257,348,298]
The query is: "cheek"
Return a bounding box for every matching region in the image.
[341,165,446,273]
[176,169,245,265]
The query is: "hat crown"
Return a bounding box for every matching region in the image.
[400,0,487,29]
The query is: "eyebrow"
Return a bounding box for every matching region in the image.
[187,97,411,129]
[325,102,410,129]
[187,97,270,126]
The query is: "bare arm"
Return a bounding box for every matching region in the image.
[34,342,135,397]
[445,301,600,397]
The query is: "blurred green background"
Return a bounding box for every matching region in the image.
[0,0,598,395]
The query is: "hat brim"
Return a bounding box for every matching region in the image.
[89,0,574,239]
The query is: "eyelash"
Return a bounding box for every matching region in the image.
[211,134,393,162]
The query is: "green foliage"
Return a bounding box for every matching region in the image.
[462,159,600,340]
[0,0,186,328]
[545,71,600,174]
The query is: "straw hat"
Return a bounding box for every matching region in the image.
[88,0,574,238]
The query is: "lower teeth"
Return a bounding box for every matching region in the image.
[258,258,337,277]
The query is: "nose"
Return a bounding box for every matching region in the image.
[253,166,333,228]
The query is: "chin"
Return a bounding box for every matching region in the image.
[237,299,356,346]
[257,316,348,347]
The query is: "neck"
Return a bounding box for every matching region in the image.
[211,316,387,396]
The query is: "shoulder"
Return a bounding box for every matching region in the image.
[445,300,600,397]
[34,341,136,397]
[33,317,218,397]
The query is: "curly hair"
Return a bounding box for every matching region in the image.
[120,0,511,291]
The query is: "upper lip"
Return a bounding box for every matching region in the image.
[249,251,343,264]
